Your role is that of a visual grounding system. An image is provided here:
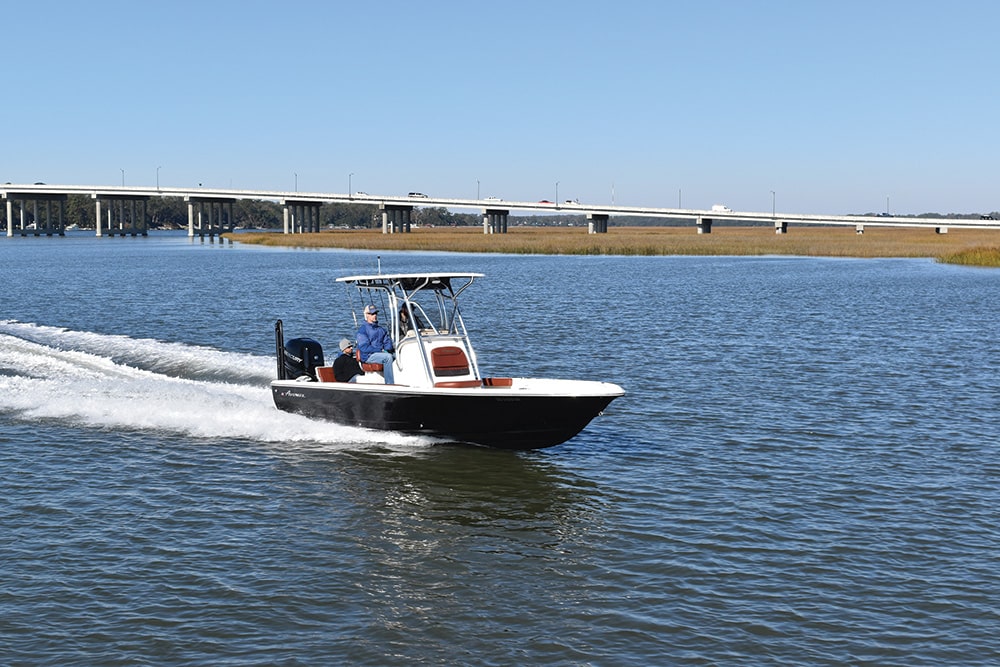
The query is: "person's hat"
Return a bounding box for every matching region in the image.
[339,338,354,351]
[363,304,378,315]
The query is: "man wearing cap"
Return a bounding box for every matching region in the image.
[356,304,395,384]
[333,338,363,383]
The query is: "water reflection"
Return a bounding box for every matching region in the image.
[255,439,607,560]
[342,445,601,530]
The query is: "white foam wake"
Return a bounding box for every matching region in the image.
[0,319,274,384]
[0,321,429,450]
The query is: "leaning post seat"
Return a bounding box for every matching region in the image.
[356,348,384,373]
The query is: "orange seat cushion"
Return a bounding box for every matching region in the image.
[431,346,469,377]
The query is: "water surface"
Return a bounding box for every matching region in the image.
[1,234,998,665]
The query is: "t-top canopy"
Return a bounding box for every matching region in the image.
[337,273,484,291]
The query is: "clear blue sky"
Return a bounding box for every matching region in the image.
[4,0,998,215]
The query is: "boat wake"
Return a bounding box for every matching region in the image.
[0,320,431,450]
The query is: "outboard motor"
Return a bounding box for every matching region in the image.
[283,337,324,380]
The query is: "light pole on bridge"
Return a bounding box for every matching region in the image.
[157,166,162,190]
[120,169,125,186]
[349,173,354,199]
[771,190,776,218]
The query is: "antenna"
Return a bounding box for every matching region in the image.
[377,255,381,274]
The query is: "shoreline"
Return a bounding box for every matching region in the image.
[228,226,1000,266]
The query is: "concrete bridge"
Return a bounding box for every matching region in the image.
[3,183,998,238]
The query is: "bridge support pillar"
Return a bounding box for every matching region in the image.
[57,199,66,235]
[482,208,509,234]
[187,197,235,241]
[278,199,322,234]
[187,196,237,238]
[309,204,319,232]
[380,204,413,233]
[587,213,609,234]
[91,194,149,237]
[293,203,315,233]
[775,220,788,234]
[36,199,65,236]
[696,216,712,234]
[3,193,68,236]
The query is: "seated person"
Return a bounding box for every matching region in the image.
[333,338,363,382]
[398,304,425,335]
[356,304,395,384]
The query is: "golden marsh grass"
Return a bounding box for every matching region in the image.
[230,225,1000,263]
[938,245,1000,267]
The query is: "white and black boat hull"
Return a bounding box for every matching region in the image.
[271,379,622,450]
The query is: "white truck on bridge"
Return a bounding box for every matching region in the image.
[711,204,732,213]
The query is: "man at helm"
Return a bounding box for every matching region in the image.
[356,304,395,384]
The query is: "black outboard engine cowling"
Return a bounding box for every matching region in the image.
[283,338,324,380]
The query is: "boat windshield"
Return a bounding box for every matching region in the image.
[400,289,456,335]
[339,273,480,341]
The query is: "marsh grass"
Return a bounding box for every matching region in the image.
[938,245,1000,267]
[231,226,1000,264]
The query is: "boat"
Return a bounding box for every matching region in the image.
[270,272,624,450]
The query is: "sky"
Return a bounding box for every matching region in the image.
[3,0,998,215]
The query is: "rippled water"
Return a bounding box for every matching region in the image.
[2,233,999,665]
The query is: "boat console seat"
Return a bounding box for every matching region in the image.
[431,346,470,377]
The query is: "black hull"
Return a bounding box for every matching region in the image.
[271,383,617,450]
